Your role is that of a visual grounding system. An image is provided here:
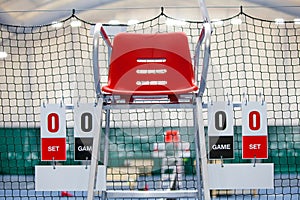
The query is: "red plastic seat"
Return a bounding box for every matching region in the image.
[102,32,198,96]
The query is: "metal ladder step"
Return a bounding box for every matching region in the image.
[106,190,199,199]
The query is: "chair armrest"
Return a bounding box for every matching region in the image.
[194,23,212,97]
[93,24,113,97]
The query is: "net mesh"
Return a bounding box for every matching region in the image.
[0,10,299,199]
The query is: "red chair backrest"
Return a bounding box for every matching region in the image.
[102,32,198,95]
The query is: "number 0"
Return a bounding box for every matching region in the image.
[81,112,92,132]
[249,111,260,131]
[215,111,226,130]
[47,113,59,133]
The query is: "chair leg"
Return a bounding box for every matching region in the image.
[87,98,104,200]
[195,97,211,200]
[193,113,202,199]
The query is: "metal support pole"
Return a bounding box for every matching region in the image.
[197,0,212,97]
[198,23,211,97]
[103,109,110,166]
[100,109,110,200]
[87,98,104,200]
[93,23,102,97]
[195,97,211,200]
[198,0,211,23]
[193,108,203,199]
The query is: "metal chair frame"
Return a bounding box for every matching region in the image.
[88,1,212,199]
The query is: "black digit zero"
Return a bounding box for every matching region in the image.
[215,111,227,131]
[81,112,92,132]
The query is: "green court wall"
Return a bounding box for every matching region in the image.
[0,126,299,175]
